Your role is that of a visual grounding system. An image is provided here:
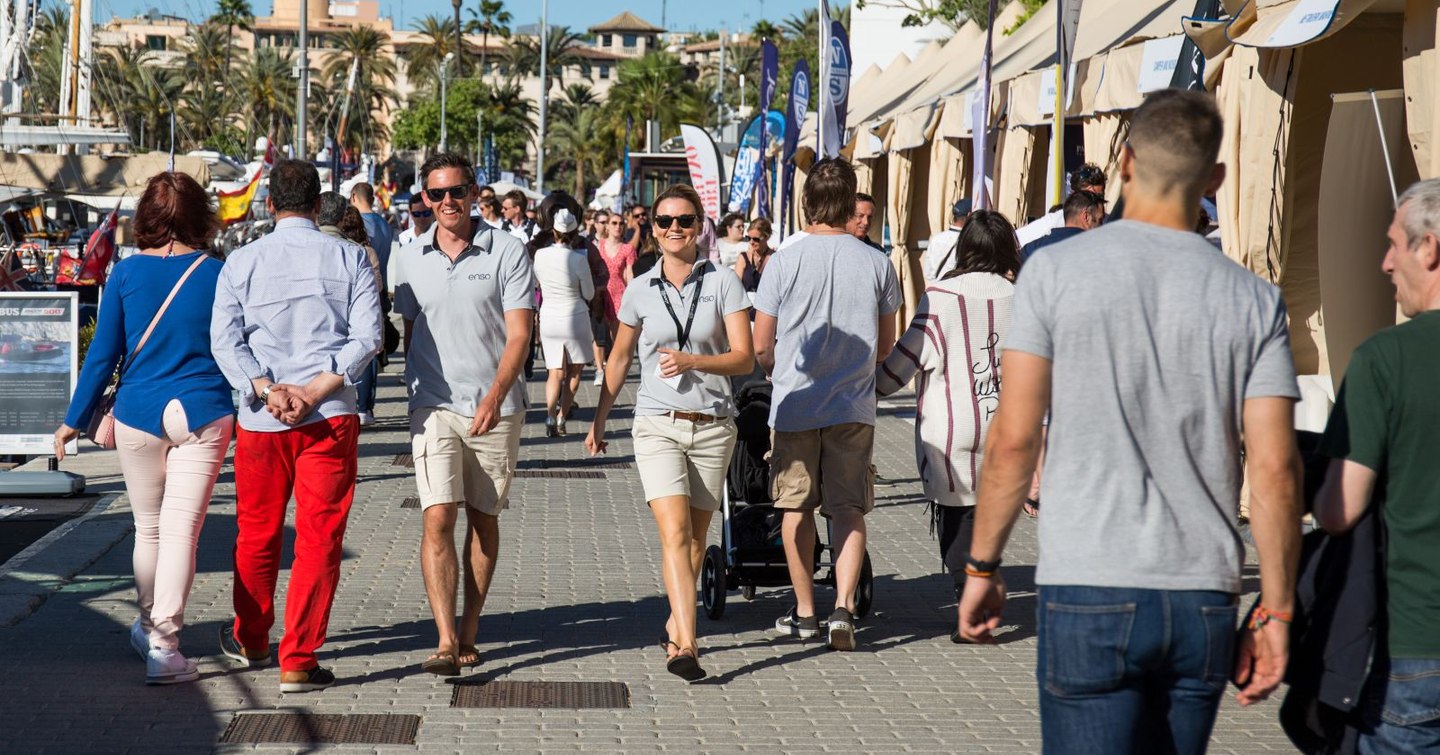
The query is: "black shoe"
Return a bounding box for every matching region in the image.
[827,607,857,651]
[219,624,272,668]
[280,665,335,693]
[774,607,820,639]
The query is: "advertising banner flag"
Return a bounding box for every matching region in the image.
[780,59,811,236]
[972,0,997,210]
[756,40,781,218]
[729,114,765,213]
[680,124,725,220]
[828,20,851,153]
[1169,0,1224,90]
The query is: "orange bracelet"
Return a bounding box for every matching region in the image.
[963,566,996,579]
[1248,605,1293,630]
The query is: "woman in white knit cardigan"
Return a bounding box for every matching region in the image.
[876,210,1021,642]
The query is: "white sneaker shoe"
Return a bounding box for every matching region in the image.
[358,412,375,427]
[592,368,605,386]
[146,647,199,685]
[129,618,150,661]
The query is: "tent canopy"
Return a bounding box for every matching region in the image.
[0,153,211,196]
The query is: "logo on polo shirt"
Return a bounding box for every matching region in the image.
[699,295,715,303]
[468,273,492,281]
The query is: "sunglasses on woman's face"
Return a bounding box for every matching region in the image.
[747,236,765,243]
[607,219,623,225]
[424,184,471,203]
[653,214,698,230]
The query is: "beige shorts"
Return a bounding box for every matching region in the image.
[631,414,738,511]
[770,423,877,516]
[410,408,523,515]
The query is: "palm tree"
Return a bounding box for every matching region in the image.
[321,27,399,153]
[181,23,236,85]
[551,82,598,122]
[402,15,460,94]
[179,83,235,148]
[23,6,69,116]
[466,0,512,77]
[237,46,298,147]
[548,107,604,199]
[752,20,781,41]
[209,0,253,83]
[606,51,699,135]
[502,26,584,89]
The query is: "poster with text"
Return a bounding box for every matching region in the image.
[0,292,78,455]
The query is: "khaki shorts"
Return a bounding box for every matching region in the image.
[631,414,738,511]
[410,408,523,515]
[770,423,876,516]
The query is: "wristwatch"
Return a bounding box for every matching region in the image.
[259,384,275,404]
[966,555,1002,573]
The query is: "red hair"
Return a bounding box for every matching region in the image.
[133,171,222,251]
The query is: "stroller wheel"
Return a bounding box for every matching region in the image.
[853,550,875,619]
[701,545,727,620]
[741,585,756,601]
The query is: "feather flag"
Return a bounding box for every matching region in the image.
[971,0,998,211]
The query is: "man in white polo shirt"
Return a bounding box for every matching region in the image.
[392,152,535,677]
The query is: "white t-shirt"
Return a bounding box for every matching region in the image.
[923,226,963,283]
[1016,209,1063,247]
[776,230,809,251]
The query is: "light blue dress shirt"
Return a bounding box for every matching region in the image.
[211,216,383,432]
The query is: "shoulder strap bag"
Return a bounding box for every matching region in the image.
[86,253,207,449]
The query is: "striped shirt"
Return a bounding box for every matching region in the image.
[876,272,1014,507]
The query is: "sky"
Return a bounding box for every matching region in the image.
[95,0,823,35]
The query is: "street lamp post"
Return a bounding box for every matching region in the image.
[439,52,454,152]
[536,0,548,194]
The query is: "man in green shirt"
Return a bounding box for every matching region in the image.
[1316,178,1440,752]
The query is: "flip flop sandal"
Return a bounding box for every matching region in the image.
[1023,498,1041,518]
[665,649,706,682]
[421,652,460,677]
[458,645,482,668]
[659,639,680,659]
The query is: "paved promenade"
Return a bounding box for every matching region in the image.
[0,359,1295,753]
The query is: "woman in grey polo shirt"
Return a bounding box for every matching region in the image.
[585,184,754,682]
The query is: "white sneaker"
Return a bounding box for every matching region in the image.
[358,412,375,427]
[146,647,199,685]
[129,618,150,661]
[592,368,605,386]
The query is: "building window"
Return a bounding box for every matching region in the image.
[145,35,166,51]
[599,64,610,80]
[601,34,612,47]
[622,34,637,48]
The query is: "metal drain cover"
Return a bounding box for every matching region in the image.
[393,453,413,467]
[219,713,420,744]
[451,680,630,709]
[401,497,420,508]
[514,470,606,480]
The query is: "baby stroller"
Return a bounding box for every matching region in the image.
[700,380,875,620]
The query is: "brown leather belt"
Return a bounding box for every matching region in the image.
[665,410,719,424]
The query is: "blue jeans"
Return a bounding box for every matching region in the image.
[1360,658,1440,754]
[355,357,379,414]
[1037,586,1238,755]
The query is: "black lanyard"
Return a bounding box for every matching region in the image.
[653,264,708,351]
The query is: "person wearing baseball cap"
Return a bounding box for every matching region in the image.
[922,198,973,284]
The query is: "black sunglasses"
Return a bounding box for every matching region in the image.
[411,208,433,218]
[424,184,471,203]
[747,236,765,243]
[653,214,698,230]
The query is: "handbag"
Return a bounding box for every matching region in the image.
[86,254,207,449]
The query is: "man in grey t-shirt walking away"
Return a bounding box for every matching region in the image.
[754,159,901,651]
[958,90,1304,753]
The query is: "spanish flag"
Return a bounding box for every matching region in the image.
[217,170,262,225]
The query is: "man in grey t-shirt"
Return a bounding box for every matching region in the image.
[957,91,1303,753]
[392,153,534,677]
[754,158,901,651]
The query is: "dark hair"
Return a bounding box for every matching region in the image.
[134,171,221,250]
[804,158,857,227]
[529,190,586,251]
[748,217,773,240]
[1062,190,1106,222]
[478,196,500,215]
[650,183,704,220]
[419,152,474,189]
[1128,89,1224,194]
[1068,163,1106,193]
[350,182,375,204]
[338,205,369,246]
[947,210,1020,279]
[268,159,321,215]
[721,212,745,231]
[478,184,495,196]
[855,192,876,207]
[316,191,349,227]
[503,189,528,210]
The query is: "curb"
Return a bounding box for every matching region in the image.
[0,493,131,627]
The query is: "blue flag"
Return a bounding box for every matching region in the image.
[780,59,811,236]
[756,41,780,218]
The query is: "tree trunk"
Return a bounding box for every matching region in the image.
[574,158,583,200]
[481,29,488,78]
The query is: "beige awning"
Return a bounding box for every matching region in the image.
[0,152,211,196]
[1226,0,1385,48]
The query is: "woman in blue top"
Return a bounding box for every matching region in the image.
[54,172,235,685]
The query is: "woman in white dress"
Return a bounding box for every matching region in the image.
[875,210,1020,642]
[532,194,595,437]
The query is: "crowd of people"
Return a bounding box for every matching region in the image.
[47,87,1440,754]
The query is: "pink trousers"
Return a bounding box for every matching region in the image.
[115,400,234,650]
